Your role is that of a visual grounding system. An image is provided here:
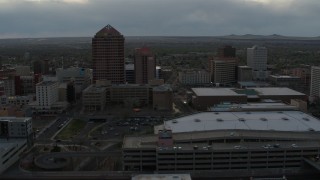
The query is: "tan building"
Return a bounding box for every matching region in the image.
[153,84,173,111]
[82,83,173,111]
[58,83,67,102]
[191,87,307,110]
[192,88,247,110]
[134,47,156,84]
[82,84,107,111]
[110,84,152,106]
[178,70,210,85]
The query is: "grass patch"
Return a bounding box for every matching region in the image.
[55,119,86,140]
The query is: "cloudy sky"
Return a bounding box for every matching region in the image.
[0,0,319,38]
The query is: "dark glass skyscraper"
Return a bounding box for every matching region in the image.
[92,24,125,84]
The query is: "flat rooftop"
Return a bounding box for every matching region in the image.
[0,139,27,154]
[36,81,57,86]
[160,111,320,133]
[0,117,31,123]
[210,103,298,111]
[269,75,300,79]
[83,85,107,93]
[192,88,245,96]
[153,84,172,92]
[123,130,320,149]
[251,87,305,96]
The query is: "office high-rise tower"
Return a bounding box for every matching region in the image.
[310,66,320,98]
[134,47,156,84]
[92,24,125,84]
[247,45,269,80]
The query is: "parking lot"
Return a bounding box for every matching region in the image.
[89,116,164,140]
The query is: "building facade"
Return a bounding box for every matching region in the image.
[82,84,107,111]
[310,66,320,98]
[269,75,303,92]
[0,117,32,138]
[56,67,92,97]
[209,58,238,86]
[35,81,59,109]
[153,84,173,111]
[217,45,236,58]
[125,64,135,84]
[92,24,125,84]
[247,46,269,80]
[237,66,253,82]
[178,71,211,85]
[134,47,156,84]
[0,77,15,96]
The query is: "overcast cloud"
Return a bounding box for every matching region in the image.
[0,0,319,38]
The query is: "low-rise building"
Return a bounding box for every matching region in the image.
[153,84,173,111]
[1,95,34,107]
[269,75,302,92]
[191,88,247,110]
[82,84,107,111]
[178,70,210,85]
[110,84,152,106]
[0,117,32,138]
[191,87,306,110]
[56,67,92,97]
[123,111,320,175]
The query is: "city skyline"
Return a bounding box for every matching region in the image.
[0,0,320,38]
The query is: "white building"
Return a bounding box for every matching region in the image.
[56,67,92,95]
[310,66,320,98]
[36,81,58,109]
[247,46,270,80]
[178,70,210,85]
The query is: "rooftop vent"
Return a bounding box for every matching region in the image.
[172,120,178,123]
[308,128,315,131]
[260,117,267,121]
[239,118,245,122]
[214,112,219,115]
[246,112,251,114]
[278,111,283,113]
[193,145,198,150]
[216,118,223,122]
[194,118,201,122]
[282,117,289,121]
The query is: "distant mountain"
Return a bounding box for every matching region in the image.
[1,34,320,45]
[219,34,320,40]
